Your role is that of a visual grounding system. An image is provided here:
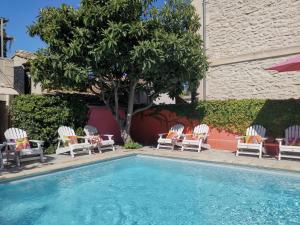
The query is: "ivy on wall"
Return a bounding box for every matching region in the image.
[154,99,300,137]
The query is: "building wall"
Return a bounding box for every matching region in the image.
[0,58,14,140]
[0,58,14,88]
[194,0,300,100]
[12,56,27,94]
[207,56,300,99]
[13,55,43,94]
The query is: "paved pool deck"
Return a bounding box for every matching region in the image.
[1,146,300,181]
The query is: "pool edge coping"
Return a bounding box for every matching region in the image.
[1,151,300,183]
[137,153,300,176]
[0,153,137,183]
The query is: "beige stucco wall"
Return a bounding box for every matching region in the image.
[194,0,300,100]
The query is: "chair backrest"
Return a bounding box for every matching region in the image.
[193,124,209,139]
[169,124,184,135]
[4,128,28,141]
[285,125,300,143]
[246,125,266,137]
[58,126,76,140]
[84,125,98,136]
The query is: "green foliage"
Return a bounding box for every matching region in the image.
[10,95,88,154]
[154,99,300,137]
[124,140,143,149]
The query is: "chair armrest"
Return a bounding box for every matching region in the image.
[158,133,168,138]
[102,134,114,140]
[6,142,16,146]
[29,140,44,148]
[276,138,283,144]
[235,136,245,140]
[29,140,44,144]
[76,136,90,140]
[261,137,267,142]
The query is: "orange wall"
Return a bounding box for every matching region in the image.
[131,109,239,151]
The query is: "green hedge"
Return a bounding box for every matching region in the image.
[154,99,300,137]
[10,94,88,154]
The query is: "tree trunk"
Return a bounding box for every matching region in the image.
[120,80,137,144]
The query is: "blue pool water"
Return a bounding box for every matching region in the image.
[0,155,299,225]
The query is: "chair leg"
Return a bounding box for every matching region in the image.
[235,149,239,156]
[198,141,202,153]
[259,148,262,159]
[171,144,175,151]
[198,146,201,153]
[16,152,21,167]
[278,151,281,160]
[70,150,75,158]
[40,151,44,162]
[181,145,184,151]
[157,144,160,150]
[88,149,92,155]
[0,152,3,169]
[112,145,115,151]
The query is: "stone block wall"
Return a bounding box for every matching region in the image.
[194,0,300,100]
[207,56,300,99]
[205,0,300,59]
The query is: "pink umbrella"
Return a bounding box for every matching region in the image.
[266,54,300,72]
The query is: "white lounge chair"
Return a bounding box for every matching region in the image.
[56,126,94,157]
[181,124,209,152]
[157,124,184,150]
[277,125,300,160]
[4,128,44,166]
[236,125,267,158]
[84,125,115,153]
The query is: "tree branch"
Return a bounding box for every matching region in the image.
[132,101,153,116]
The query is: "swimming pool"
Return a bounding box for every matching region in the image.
[0,155,299,225]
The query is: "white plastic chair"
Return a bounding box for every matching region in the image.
[56,126,94,157]
[84,125,115,153]
[4,128,44,166]
[277,125,300,160]
[181,124,209,152]
[157,124,184,150]
[236,125,267,158]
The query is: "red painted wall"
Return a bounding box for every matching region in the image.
[130,109,239,151]
[87,106,123,143]
[88,107,279,155]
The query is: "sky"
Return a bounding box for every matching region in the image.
[0,0,165,57]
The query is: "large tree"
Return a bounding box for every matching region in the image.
[28,0,208,143]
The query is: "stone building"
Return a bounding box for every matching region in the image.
[194,0,300,100]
